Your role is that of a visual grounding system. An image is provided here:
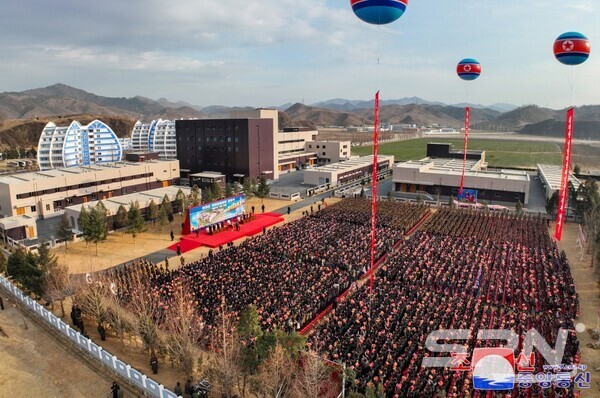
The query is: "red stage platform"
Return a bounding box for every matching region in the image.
[167,213,285,253]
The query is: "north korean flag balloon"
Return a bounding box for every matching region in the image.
[350,0,408,25]
[554,32,591,65]
[457,58,481,81]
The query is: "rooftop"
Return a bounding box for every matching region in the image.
[396,158,530,182]
[308,155,394,173]
[0,160,177,185]
[537,164,581,191]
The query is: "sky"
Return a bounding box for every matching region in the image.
[0,0,598,109]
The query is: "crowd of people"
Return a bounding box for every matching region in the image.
[115,199,427,333]
[310,209,580,397]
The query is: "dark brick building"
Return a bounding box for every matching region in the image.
[176,118,274,181]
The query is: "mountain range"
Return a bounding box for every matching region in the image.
[0,84,598,148]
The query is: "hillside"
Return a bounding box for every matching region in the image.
[519,119,600,139]
[0,83,206,120]
[0,115,136,149]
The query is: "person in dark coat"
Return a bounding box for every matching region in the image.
[0,295,4,310]
[170,230,175,241]
[184,379,193,397]
[287,206,291,215]
[177,243,181,256]
[150,353,159,374]
[111,381,120,398]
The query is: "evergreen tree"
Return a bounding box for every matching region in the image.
[189,185,201,207]
[515,200,523,214]
[57,213,74,251]
[449,195,455,208]
[88,202,109,255]
[546,191,559,215]
[36,242,58,274]
[212,182,224,200]
[161,194,174,223]
[114,204,128,230]
[0,253,7,274]
[158,205,169,233]
[126,201,146,243]
[255,176,270,203]
[225,183,234,198]
[242,177,254,199]
[574,164,581,175]
[175,188,187,214]
[203,187,214,204]
[7,249,44,297]
[146,199,159,223]
[77,205,92,244]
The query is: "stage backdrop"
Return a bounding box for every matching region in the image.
[458,188,478,203]
[183,194,246,235]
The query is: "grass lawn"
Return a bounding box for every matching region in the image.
[352,138,564,168]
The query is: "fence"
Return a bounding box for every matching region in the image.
[0,275,181,398]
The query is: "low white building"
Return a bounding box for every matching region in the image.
[303,155,394,186]
[537,164,581,201]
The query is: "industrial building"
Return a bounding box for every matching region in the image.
[37,120,122,170]
[537,164,581,201]
[303,155,394,186]
[393,143,531,205]
[0,159,180,220]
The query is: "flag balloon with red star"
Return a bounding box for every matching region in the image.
[554,32,591,66]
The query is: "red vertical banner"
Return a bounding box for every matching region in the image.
[554,108,575,241]
[370,91,380,293]
[459,107,471,195]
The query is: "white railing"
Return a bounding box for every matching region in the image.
[0,275,181,398]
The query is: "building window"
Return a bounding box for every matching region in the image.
[495,192,502,198]
[31,205,37,212]
[46,204,50,211]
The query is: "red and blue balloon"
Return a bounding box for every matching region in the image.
[554,32,591,66]
[457,58,481,81]
[350,0,408,25]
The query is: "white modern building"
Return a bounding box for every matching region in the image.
[537,164,581,201]
[37,120,122,171]
[131,119,178,159]
[306,141,351,166]
[304,155,394,186]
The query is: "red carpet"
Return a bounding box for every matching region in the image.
[167,213,284,253]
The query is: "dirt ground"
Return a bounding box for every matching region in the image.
[0,297,110,398]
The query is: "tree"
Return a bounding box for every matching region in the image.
[243,177,254,199]
[161,194,174,223]
[146,199,159,223]
[254,176,270,204]
[7,249,43,297]
[77,205,91,245]
[126,201,145,243]
[237,305,267,397]
[291,350,335,398]
[254,344,296,398]
[225,183,234,198]
[57,213,74,251]
[158,205,170,234]
[515,200,523,214]
[114,204,128,230]
[448,195,455,208]
[365,382,385,398]
[189,185,201,207]
[174,188,188,214]
[546,191,559,215]
[87,202,109,255]
[212,182,224,200]
[43,262,71,317]
[77,279,108,325]
[574,164,581,175]
[203,187,214,204]
[0,253,6,274]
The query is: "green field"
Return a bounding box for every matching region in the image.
[352,138,564,168]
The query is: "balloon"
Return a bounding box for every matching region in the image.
[350,0,408,25]
[457,58,481,81]
[554,32,591,66]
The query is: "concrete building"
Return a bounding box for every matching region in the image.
[0,160,180,220]
[393,143,531,205]
[131,119,177,159]
[306,140,351,166]
[64,185,189,232]
[37,120,122,170]
[276,127,319,174]
[537,164,581,201]
[304,155,394,186]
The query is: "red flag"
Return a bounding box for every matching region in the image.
[554,108,574,241]
[459,107,470,195]
[370,92,380,293]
